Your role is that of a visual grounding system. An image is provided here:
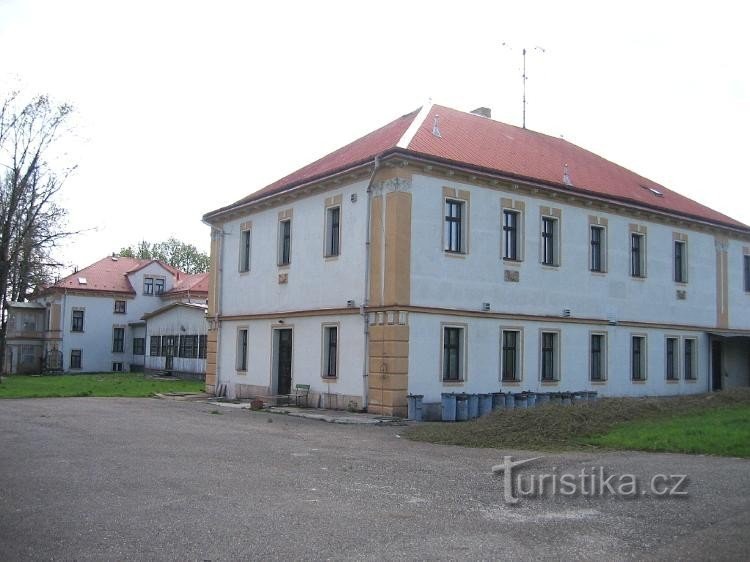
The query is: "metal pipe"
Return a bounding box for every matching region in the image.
[362,155,382,410]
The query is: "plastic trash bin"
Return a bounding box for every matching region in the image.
[479,393,493,416]
[468,394,479,419]
[441,392,457,421]
[455,394,469,421]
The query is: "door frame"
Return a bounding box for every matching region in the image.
[271,325,294,394]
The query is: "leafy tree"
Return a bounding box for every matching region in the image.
[119,237,209,274]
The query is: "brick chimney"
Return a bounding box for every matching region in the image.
[470,107,491,118]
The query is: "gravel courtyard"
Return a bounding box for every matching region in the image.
[1,398,748,561]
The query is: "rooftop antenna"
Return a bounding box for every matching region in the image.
[501,42,546,129]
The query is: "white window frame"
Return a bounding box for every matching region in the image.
[674,240,687,283]
[589,332,607,382]
[665,336,680,381]
[540,216,559,266]
[683,337,698,381]
[590,225,607,273]
[631,334,648,381]
[324,206,341,258]
[236,328,248,371]
[441,324,467,382]
[630,233,647,278]
[540,330,560,382]
[500,328,522,382]
[321,323,339,378]
[239,227,252,273]
[278,219,292,266]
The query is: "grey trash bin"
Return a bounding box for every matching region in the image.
[407,394,424,420]
[504,392,515,410]
[492,392,505,411]
[441,392,457,421]
[468,394,479,419]
[514,393,528,409]
[479,393,493,416]
[455,394,469,421]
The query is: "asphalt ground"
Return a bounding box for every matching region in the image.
[1,398,748,561]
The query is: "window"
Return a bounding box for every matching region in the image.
[674,240,687,283]
[322,325,338,378]
[198,335,207,359]
[278,219,292,266]
[20,345,36,366]
[114,300,127,314]
[501,330,521,382]
[239,228,251,272]
[154,278,165,295]
[179,335,198,359]
[325,206,341,257]
[112,327,124,353]
[590,333,606,381]
[666,337,678,380]
[744,255,750,292]
[71,309,84,332]
[590,226,605,272]
[631,233,646,277]
[236,329,248,371]
[631,335,646,381]
[444,199,464,253]
[133,338,145,356]
[684,338,697,380]
[144,277,154,295]
[442,326,464,381]
[541,217,557,266]
[540,332,558,381]
[149,336,161,357]
[70,349,82,369]
[112,362,123,372]
[503,210,520,260]
[161,335,176,357]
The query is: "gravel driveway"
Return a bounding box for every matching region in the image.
[0,398,748,561]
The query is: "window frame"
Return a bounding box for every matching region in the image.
[114,300,127,314]
[540,330,560,382]
[198,335,207,359]
[674,240,687,283]
[630,233,646,278]
[631,334,647,381]
[112,362,123,372]
[590,332,607,382]
[441,324,466,382]
[502,209,521,261]
[71,309,84,332]
[143,276,154,295]
[683,337,698,381]
[665,336,679,381]
[444,198,465,254]
[133,337,145,356]
[236,328,248,371]
[500,329,522,382]
[321,324,339,378]
[239,227,252,273]
[744,254,750,293]
[590,225,606,273]
[112,327,125,353]
[325,205,341,258]
[278,219,292,266]
[149,336,161,357]
[70,349,82,369]
[154,277,165,295]
[541,216,559,266]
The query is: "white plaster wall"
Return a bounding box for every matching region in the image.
[217,314,365,400]
[218,180,368,316]
[125,262,177,320]
[408,312,709,403]
[144,306,207,374]
[727,239,750,330]
[409,174,748,329]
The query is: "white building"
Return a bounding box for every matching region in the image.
[202,104,750,416]
[4,256,209,376]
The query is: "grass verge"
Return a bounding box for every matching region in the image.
[0,373,204,398]
[404,389,750,457]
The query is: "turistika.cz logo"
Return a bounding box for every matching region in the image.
[492,456,689,505]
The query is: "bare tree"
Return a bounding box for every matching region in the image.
[0,91,77,374]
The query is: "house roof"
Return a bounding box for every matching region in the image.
[141,301,208,321]
[205,104,747,231]
[163,272,209,296]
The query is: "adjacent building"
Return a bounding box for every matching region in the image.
[4,256,209,377]
[203,103,750,416]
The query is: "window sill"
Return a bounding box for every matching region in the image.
[441,380,465,386]
[502,380,521,386]
[590,380,607,385]
[444,251,467,259]
[541,380,559,386]
[540,264,560,270]
[324,255,340,262]
[236,370,247,376]
[674,281,688,286]
[502,258,522,266]
[630,275,647,281]
[239,270,250,276]
[590,270,607,276]
[277,264,291,270]
[685,378,698,383]
[631,379,647,384]
[321,375,338,381]
[666,379,680,383]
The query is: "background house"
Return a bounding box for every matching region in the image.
[203,104,750,415]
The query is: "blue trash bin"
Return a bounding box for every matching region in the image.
[468,394,479,419]
[479,393,493,416]
[492,392,505,411]
[536,393,549,406]
[441,392,457,422]
[407,394,416,420]
[455,394,469,421]
[526,392,537,408]
[514,393,528,409]
[561,392,572,406]
[549,392,562,405]
[587,391,599,401]
[504,392,515,410]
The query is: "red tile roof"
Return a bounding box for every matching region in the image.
[164,272,209,296]
[206,104,747,230]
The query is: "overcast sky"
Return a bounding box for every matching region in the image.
[1,0,748,273]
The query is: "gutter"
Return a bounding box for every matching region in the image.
[362,155,382,410]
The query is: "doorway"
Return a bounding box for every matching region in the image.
[274,328,293,395]
[712,340,722,391]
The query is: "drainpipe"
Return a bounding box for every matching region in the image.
[362,155,382,410]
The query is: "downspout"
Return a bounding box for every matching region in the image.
[362,155,382,410]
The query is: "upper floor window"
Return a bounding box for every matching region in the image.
[501,330,521,382]
[442,326,464,381]
[444,199,465,253]
[239,228,251,272]
[325,206,341,257]
[541,217,558,266]
[278,219,292,266]
[112,327,125,353]
[674,240,687,283]
[744,255,750,292]
[666,337,678,380]
[540,331,559,381]
[114,300,126,314]
[154,278,165,295]
[503,210,520,261]
[631,335,647,381]
[631,233,646,277]
[71,309,84,332]
[590,226,605,272]
[322,325,338,378]
[144,277,154,295]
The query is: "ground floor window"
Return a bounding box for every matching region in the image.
[322,325,338,378]
[150,336,161,356]
[112,362,123,372]
[236,329,248,371]
[501,330,520,382]
[442,326,464,382]
[590,333,606,381]
[133,338,145,356]
[112,327,124,353]
[178,335,199,358]
[631,335,647,381]
[540,331,559,381]
[666,337,679,380]
[70,349,82,369]
[684,338,697,380]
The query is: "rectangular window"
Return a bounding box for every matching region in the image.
[179,335,198,359]
[71,310,84,332]
[112,362,123,372]
[325,206,341,257]
[444,199,464,253]
[133,338,145,356]
[114,300,127,314]
[154,278,165,295]
[278,219,292,266]
[590,226,604,272]
[501,330,520,382]
[442,326,463,381]
[239,229,251,272]
[684,338,697,380]
[198,335,207,359]
[149,336,161,357]
[112,327,125,353]
[631,335,646,381]
[744,255,750,292]
[590,333,606,381]
[541,217,557,266]
[666,337,678,380]
[70,349,82,369]
[631,234,646,277]
[541,331,558,381]
[674,241,687,283]
[236,329,248,371]
[322,326,338,378]
[503,210,520,260]
[161,335,176,358]
[144,277,154,295]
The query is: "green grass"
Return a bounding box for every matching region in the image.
[404,388,750,457]
[586,405,750,457]
[0,373,204,398]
